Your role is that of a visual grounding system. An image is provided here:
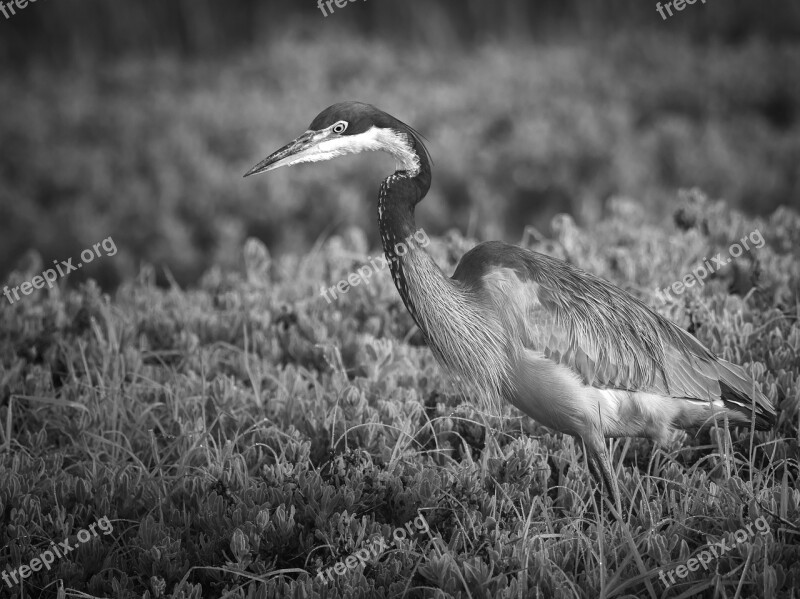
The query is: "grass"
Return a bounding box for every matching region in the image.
[0,185,798,598]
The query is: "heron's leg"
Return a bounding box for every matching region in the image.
[583,438,622,518]
[476,407,502,468]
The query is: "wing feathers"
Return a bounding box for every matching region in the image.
[454,242,772,422]
[715,359,776,428]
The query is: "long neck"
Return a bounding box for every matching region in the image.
[377,172,431,330]
[377,168,512,411]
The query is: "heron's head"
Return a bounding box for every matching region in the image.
[244,101,431,179]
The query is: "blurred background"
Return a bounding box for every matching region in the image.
[1,0,798,291]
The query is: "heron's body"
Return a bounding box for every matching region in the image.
[246,101,776,508]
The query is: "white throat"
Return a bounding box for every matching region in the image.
[358,127,421,175]
[303,126,421,175]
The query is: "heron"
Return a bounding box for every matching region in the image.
[244,101,776,511]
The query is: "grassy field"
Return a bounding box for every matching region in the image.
[2,23,800,598]
[0,184,798,597]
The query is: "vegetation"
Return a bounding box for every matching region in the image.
[1,4,799,597]
[0,189,798,598]
[1,33,799,290]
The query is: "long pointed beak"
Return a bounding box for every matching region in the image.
[243,130,319,178]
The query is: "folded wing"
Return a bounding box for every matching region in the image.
[452,241,775,429]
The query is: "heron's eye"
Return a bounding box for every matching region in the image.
[332,121,348,134]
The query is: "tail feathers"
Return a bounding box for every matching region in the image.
[715,359,776,430]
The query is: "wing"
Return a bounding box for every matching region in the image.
[453,241,723,401]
